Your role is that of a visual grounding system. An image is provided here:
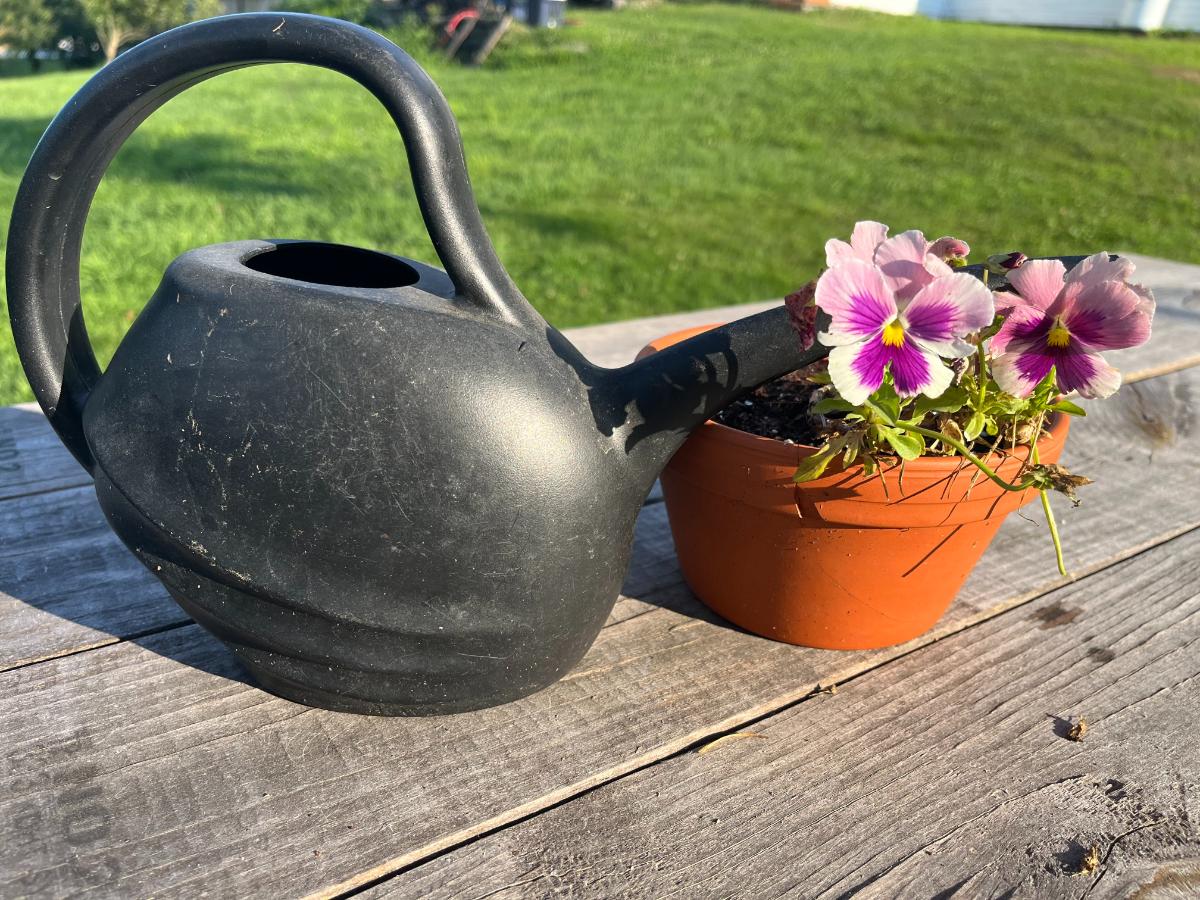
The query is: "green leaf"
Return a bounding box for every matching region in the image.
[794,448,835,483]
[864,396,899,426]
[806,370,833,385]
[882,427,925,460]
[1048,399,1087,417]
[912,385,970,419]
[813,397,859,416]
[964,410,987,442]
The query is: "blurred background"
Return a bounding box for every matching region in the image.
[1,0,1198,404]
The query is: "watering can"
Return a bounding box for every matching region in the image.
[7,13,825,715]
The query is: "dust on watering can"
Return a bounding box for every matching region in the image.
[6,13,826,715]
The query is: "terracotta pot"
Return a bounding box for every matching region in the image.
[639,323,1070,650]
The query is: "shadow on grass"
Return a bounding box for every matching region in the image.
[479,205,619,244]
[0,115,321,197]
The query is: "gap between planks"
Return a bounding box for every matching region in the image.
[0,331,1197,670]
[314,519,1200,898]
[372,524,1200,899]
[1,367,1197,896]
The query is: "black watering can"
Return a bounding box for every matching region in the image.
[7,13,825,715]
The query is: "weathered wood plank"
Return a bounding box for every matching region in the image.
[375,526,1200,899]
[1,268,1197,666]
[0,369,1197,897]
[0,356,1191,672]
[0,487,168,669]
[0,489,679,671]
[0,404,90,501]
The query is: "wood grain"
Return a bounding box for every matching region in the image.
[0,487,681,671]
[0,369,1198,896]
[377,526,1200,899]
[1,284,1197,668]
[0,404,90,501]
[0,486,170,670]
[0,254,1197,895]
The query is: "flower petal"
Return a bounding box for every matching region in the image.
[929,236,970,262]
[874,229,934,300]
[992,288,1029,316]
[1062,280,1152,351]
[825,238,858,269]
[1131,282,1156,318]
[825,221,890,268]
[814,260,897,344]
[828,339,888,406]
[890,337,953,399]
[992,339,1056,398]
[1007,259,1066,311]
[989,304,1049,355]
[900,273,995,357]
[1055,348,1121,399]
[850,220,889,259]
[1065,251,1135,291]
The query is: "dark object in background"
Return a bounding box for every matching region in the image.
[522,0,566,27]
[437,7,513,63]
[7,13,824,716]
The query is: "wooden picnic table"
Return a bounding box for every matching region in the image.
[3,254,1200,898]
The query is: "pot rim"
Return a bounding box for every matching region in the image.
[638,320,1068,472]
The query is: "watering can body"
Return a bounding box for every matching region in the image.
[7,14,823,714]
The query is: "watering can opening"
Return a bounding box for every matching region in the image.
[243,241,421,290]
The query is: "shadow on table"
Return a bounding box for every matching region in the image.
[621,502,756,633]
[3,403,751,692]
[1,406,253,685]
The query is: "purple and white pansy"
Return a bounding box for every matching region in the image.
[792,223,1156,573]
[990,252,1155,399]
[814,225,994,406]
[809,224,1154,407]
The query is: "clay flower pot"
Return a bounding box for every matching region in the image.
[640,324,1070,651]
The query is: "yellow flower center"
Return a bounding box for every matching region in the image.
[882,320,906,347]
[1046,319,1071,349]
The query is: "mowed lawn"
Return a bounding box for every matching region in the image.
[2,5,1200,403]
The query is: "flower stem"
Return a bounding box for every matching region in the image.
[895,417,1068,575]
[1030,416,1068,578]
[890,422,1036,493]
[975,340,988,410]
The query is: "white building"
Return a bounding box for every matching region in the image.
[822,0,1200,31]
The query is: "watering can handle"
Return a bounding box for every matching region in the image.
[6,13,538,472]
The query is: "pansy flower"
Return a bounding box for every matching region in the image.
[825,220,890,268]
[815,257,995,406]
[929,236,971,267]
[990,253,1154,399]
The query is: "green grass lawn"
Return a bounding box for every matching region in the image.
[2,5,1200,404]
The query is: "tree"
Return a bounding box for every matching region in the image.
[44,0,100,65]
[0,0,57,70]
[79,0,219,62]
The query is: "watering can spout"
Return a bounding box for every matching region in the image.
[602,304,830,488]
